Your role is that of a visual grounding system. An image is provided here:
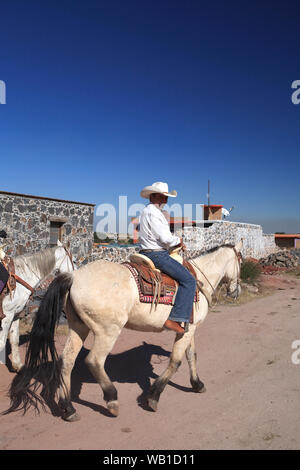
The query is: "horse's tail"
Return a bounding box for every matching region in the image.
[2,272,73,415]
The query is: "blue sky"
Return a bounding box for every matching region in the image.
[0,0,299,233]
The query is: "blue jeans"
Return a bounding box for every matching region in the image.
[140,250,196,323]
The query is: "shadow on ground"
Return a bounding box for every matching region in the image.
[4,338,202,418]
[71,341,171,415]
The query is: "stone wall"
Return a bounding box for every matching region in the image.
[82,245,140,265]
[176,221,278,259]
[83,221,277,266]
[0,191,94,260]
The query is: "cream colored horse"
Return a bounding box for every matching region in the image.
[4,240,242,421]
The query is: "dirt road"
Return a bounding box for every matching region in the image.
[0,274,300,450]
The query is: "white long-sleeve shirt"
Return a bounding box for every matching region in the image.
[139,203,181,250]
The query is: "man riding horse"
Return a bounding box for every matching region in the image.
[139,182,196,335]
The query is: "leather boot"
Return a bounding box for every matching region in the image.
[164,319,185,334]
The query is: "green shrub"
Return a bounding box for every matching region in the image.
[241,260,261,283]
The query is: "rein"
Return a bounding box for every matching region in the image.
[63,246,75,271]
[2,258,35,296]
[11,273,35,294]
[189,258,217,297]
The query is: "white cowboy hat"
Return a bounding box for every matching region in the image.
[140,181,177,199]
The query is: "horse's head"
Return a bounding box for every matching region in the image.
[54,240,76,273]
[224,239,243,299]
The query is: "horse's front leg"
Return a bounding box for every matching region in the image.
[185,335,206,393]
[8,318,23,372]
[148,325,198,412]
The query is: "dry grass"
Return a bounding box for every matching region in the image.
[240,260,262,284]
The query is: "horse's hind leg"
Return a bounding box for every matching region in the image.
[58,304,90,422]
[85,328,122,417]
[185,335,206,393]
[148,326,197,412]
[8,318,22,372]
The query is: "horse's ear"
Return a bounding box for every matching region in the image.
[235,238,243,253]
[66,240,70,249]
[57,240,63,247]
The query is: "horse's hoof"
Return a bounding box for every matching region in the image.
[191,378,206,393]
[148,398,158,412]
[193,384,206,393]
[107,400,119,417]
[63,411,81,422]
[11,363,23,373]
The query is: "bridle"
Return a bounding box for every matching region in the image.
[187,245,242,301]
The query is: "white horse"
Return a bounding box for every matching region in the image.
[4,240,242,421]
[0,241,74,372]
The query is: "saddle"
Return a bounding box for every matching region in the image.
[123,253,201,322]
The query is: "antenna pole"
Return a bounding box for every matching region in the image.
[208,179,210,207]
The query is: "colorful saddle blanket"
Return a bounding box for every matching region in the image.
[123,260,200,306]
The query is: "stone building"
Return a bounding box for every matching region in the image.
[0,190,95,261]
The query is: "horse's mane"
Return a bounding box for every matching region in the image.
[192,243,235,259]
[14,246,57,278]
[204,243,235,254]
